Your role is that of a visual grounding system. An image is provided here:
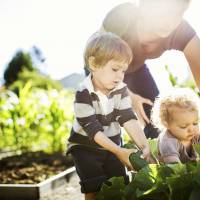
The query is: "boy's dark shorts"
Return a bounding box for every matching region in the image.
[70,145,129,193]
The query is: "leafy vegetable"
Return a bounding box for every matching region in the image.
[193,144,200,155]
[95,177,126,200]
[129,151,148,171]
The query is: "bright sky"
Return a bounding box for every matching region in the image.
[0,0,199,91]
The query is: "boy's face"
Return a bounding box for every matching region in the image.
[167,108,199,143]
[91,59,128,94]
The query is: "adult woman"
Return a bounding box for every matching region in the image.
[85,0,200,138]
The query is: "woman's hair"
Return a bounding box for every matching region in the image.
[84,32,132,70]
[151,88,200,131]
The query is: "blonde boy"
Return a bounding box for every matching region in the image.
[68,32,150,200]
[151,88,200,164]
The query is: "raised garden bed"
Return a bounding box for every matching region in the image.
[0,151,75,200]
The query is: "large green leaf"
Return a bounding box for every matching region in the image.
[123,141,137,149]
[131,166,154,192]
[189,187,200,200]
[129,151,148,171]
[166,173,193,200]
[167,163,187,175]
[148,138,158,157]
[193,144,200,155]
[95,177,126,200]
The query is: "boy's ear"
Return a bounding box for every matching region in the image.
[88,56,96,71]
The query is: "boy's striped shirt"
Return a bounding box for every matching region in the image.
[68,74,137,149]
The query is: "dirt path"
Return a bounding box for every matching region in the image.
[40,172,84,200]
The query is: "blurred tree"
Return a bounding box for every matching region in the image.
[9,69,62,92]
[4,50,34,86]
[3,48,62,94]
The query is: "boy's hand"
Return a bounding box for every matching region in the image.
[141,146,150,159]
[141,146,157,164]
[115,147,137,170]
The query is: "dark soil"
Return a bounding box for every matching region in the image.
[0,151,74,184]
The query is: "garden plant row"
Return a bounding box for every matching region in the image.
[95,142,200,200]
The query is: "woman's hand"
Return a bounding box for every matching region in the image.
[129,92,153,125]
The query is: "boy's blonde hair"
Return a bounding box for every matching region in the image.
[84,32,132,70]
[151,88,200,131]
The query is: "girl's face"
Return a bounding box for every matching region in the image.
[91,59,128,95]
[137,0,189,45]
[166,108,199,143]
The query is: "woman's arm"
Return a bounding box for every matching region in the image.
[184,35,200,91]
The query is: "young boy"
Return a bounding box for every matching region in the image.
[68,32,151,200]
[151,88,200,164]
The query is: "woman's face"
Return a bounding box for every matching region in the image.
[137,0,189,44]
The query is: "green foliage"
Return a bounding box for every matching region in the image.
[3,49,62,95]
[0,83,74,153]
[95,141,200,200]
[129,151,148,171]
[165,65,199,95]
[96,162,200,200]
[193,144,200,155]
[95,177,127,200]
[148,138,158,157]
[9,69,62,92]
[165,65,178,87]
[123,141,137,149]
[4,50,34,86]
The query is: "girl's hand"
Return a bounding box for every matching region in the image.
[192,133,200,144]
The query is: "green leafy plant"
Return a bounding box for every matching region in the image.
[9,69,62,92]
[95,142,200,200]
[129,151,148,171]
[0,83,74,153]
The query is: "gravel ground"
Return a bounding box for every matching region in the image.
[40,172,84,200]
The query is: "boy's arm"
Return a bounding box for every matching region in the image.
[123,119,151,159]
[116,87,151,158]
[75,88,136,169]
[74,89,103,139]
[94,131,136,169]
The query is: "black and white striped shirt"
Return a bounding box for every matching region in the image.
[68,74,137,149]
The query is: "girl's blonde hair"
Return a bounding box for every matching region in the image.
[151,88,200,131]
[84,32,132,70]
